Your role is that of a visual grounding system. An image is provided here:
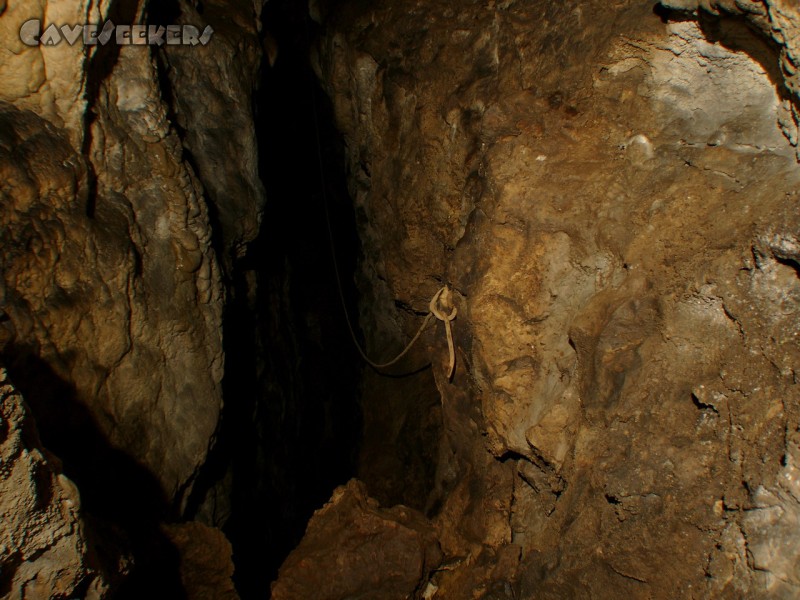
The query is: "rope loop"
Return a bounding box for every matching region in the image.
[344,285,457,377]
[429,286,457,379]
[309,28,457,379]
[310,38,457,379]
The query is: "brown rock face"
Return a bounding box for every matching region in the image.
[305,0,800,597]
[157,0,266,263]
[0,4,215,506]
[163,522,240,600]
[271,479,442,600]
[0,0,262,595]
[3,0,800,596]
[0,368,108,598]
[0,0,263,506]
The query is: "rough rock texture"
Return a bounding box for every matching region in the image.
[1,0,214,506]
[159,0,266,263]
[0,0,264,506]
[661,0,800,158]
[307,0,800,598]
[0,0,91,148]
[271,479,442,600]
[0,0,264,594]
[0,367,108,599]
[163,522,239,600]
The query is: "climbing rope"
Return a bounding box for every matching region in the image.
[333,284,457,375]
[302,25,457,377]
[320,183,458,375]
[429,286,457,378]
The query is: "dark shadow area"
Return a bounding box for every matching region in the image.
[652,2,697,24]
[0,348,186,598]
[181,1,363,598]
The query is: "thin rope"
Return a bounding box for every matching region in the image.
[304,23,456,375]
[429,286,457,378]
[321,185,444,369]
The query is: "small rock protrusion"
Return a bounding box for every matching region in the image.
[623,134,654,165]
[707,129,727,147]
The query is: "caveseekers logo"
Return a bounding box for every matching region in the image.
[19,19,214,47]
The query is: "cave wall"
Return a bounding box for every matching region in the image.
[0,0,263,594]
[0,0,263,508]
[2,0,799,597]
[292,0,800,597]
[0,368,106,598]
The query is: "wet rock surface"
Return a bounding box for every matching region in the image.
[304,0,800,597]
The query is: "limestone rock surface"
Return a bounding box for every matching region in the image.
[271,479,442,600]
[0,0,264,507]
[161,0,266,262]
[0,367,108,599]
[313,0,800,597]
[163,522,240,600]
[0,0,264,594]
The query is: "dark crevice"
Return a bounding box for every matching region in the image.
[691,392,719,414]
[774,255,800,279]
[67,575,95,600]
[194,1,364,598]
[155,1,367,594]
